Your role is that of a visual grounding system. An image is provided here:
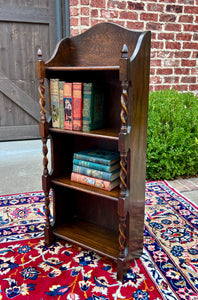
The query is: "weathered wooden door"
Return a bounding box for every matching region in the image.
[0,1,57,141]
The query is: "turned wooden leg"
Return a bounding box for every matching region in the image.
[36,49,53,246]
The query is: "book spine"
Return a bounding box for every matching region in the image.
[59,81,64,129]
[82,83,93,131]
[90,84,106,130]
[72,82,82,131]
[50,79,60,128]
[73,153,112,165]
[63,82,73,130]
[73,165,113,181]
[71,172,112,191]
[73,159,111,172]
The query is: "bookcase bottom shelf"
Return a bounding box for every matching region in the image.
[53,219,119,260]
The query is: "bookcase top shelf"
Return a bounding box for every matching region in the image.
[45,66,120,71]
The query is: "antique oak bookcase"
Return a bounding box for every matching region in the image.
[36,22,151,281]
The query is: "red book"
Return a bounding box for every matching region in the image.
[71,172,120,191]
[72,82,83,130]
[63,82,72,130]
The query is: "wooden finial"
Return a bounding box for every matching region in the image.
[121,44,128,58]
[37,48,43,60]
[36,48,45,79]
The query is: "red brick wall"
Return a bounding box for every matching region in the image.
[70,0,198,96]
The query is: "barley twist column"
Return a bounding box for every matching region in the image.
[36,49,52,246]
[118,44,129,258]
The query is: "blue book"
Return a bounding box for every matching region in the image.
[73,148,120,166]
[73,165,120,182]
[73,159,120,172]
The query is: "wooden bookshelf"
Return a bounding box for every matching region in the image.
[45,66,120,71]
[36,22,151,281]
[51,175,120,201]
[53,220,119,260]
[49,127,119,140]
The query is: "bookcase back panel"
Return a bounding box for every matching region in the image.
[50,133,74,177]
[52,187,119,233]
[52,187,76,226]
[50,133,119,178]
[46,23,142,67]
[75,191,119,232]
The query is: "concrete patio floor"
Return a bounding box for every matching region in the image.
[0,139,197,206]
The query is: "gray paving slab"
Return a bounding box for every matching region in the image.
[180,190,198,206]
[0,139,51,195]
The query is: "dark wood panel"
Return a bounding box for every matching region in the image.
[46,22,142,67]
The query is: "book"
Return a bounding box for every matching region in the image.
[63,82,73,130]
[82,83,106,131]
[71,172,120,191]
[73,159,120,172]
[73,148,120,166]
[50,78,59,128]
[59,81,64,129]
[73,165,120,181]
[72,82,83,130]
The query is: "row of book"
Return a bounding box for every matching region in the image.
[70,148,120,191]
[50,79,106,131]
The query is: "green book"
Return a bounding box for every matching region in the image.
[59,81,64,129]
[82,83,106,131]
[73,148,120,166]
[73,159,120,172]
[50,79,60,128]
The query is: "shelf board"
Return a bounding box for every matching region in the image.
[45,66,120,71]
[49,127,119,141]
[51,175,120,201]
[53,219,119,260]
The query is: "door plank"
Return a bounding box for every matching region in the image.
[0,125,39,141]
[0,71,41,122]
[0,6,52,24]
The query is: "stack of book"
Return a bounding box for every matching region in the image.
[71,148,120,191]
[50,79,106,132]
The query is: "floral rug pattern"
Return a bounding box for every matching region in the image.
[0,181,197,300]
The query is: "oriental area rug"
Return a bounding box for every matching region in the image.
[0,181,197,300]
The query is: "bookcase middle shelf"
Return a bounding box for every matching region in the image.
[49,127,119,141]
[51,175,120,201]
